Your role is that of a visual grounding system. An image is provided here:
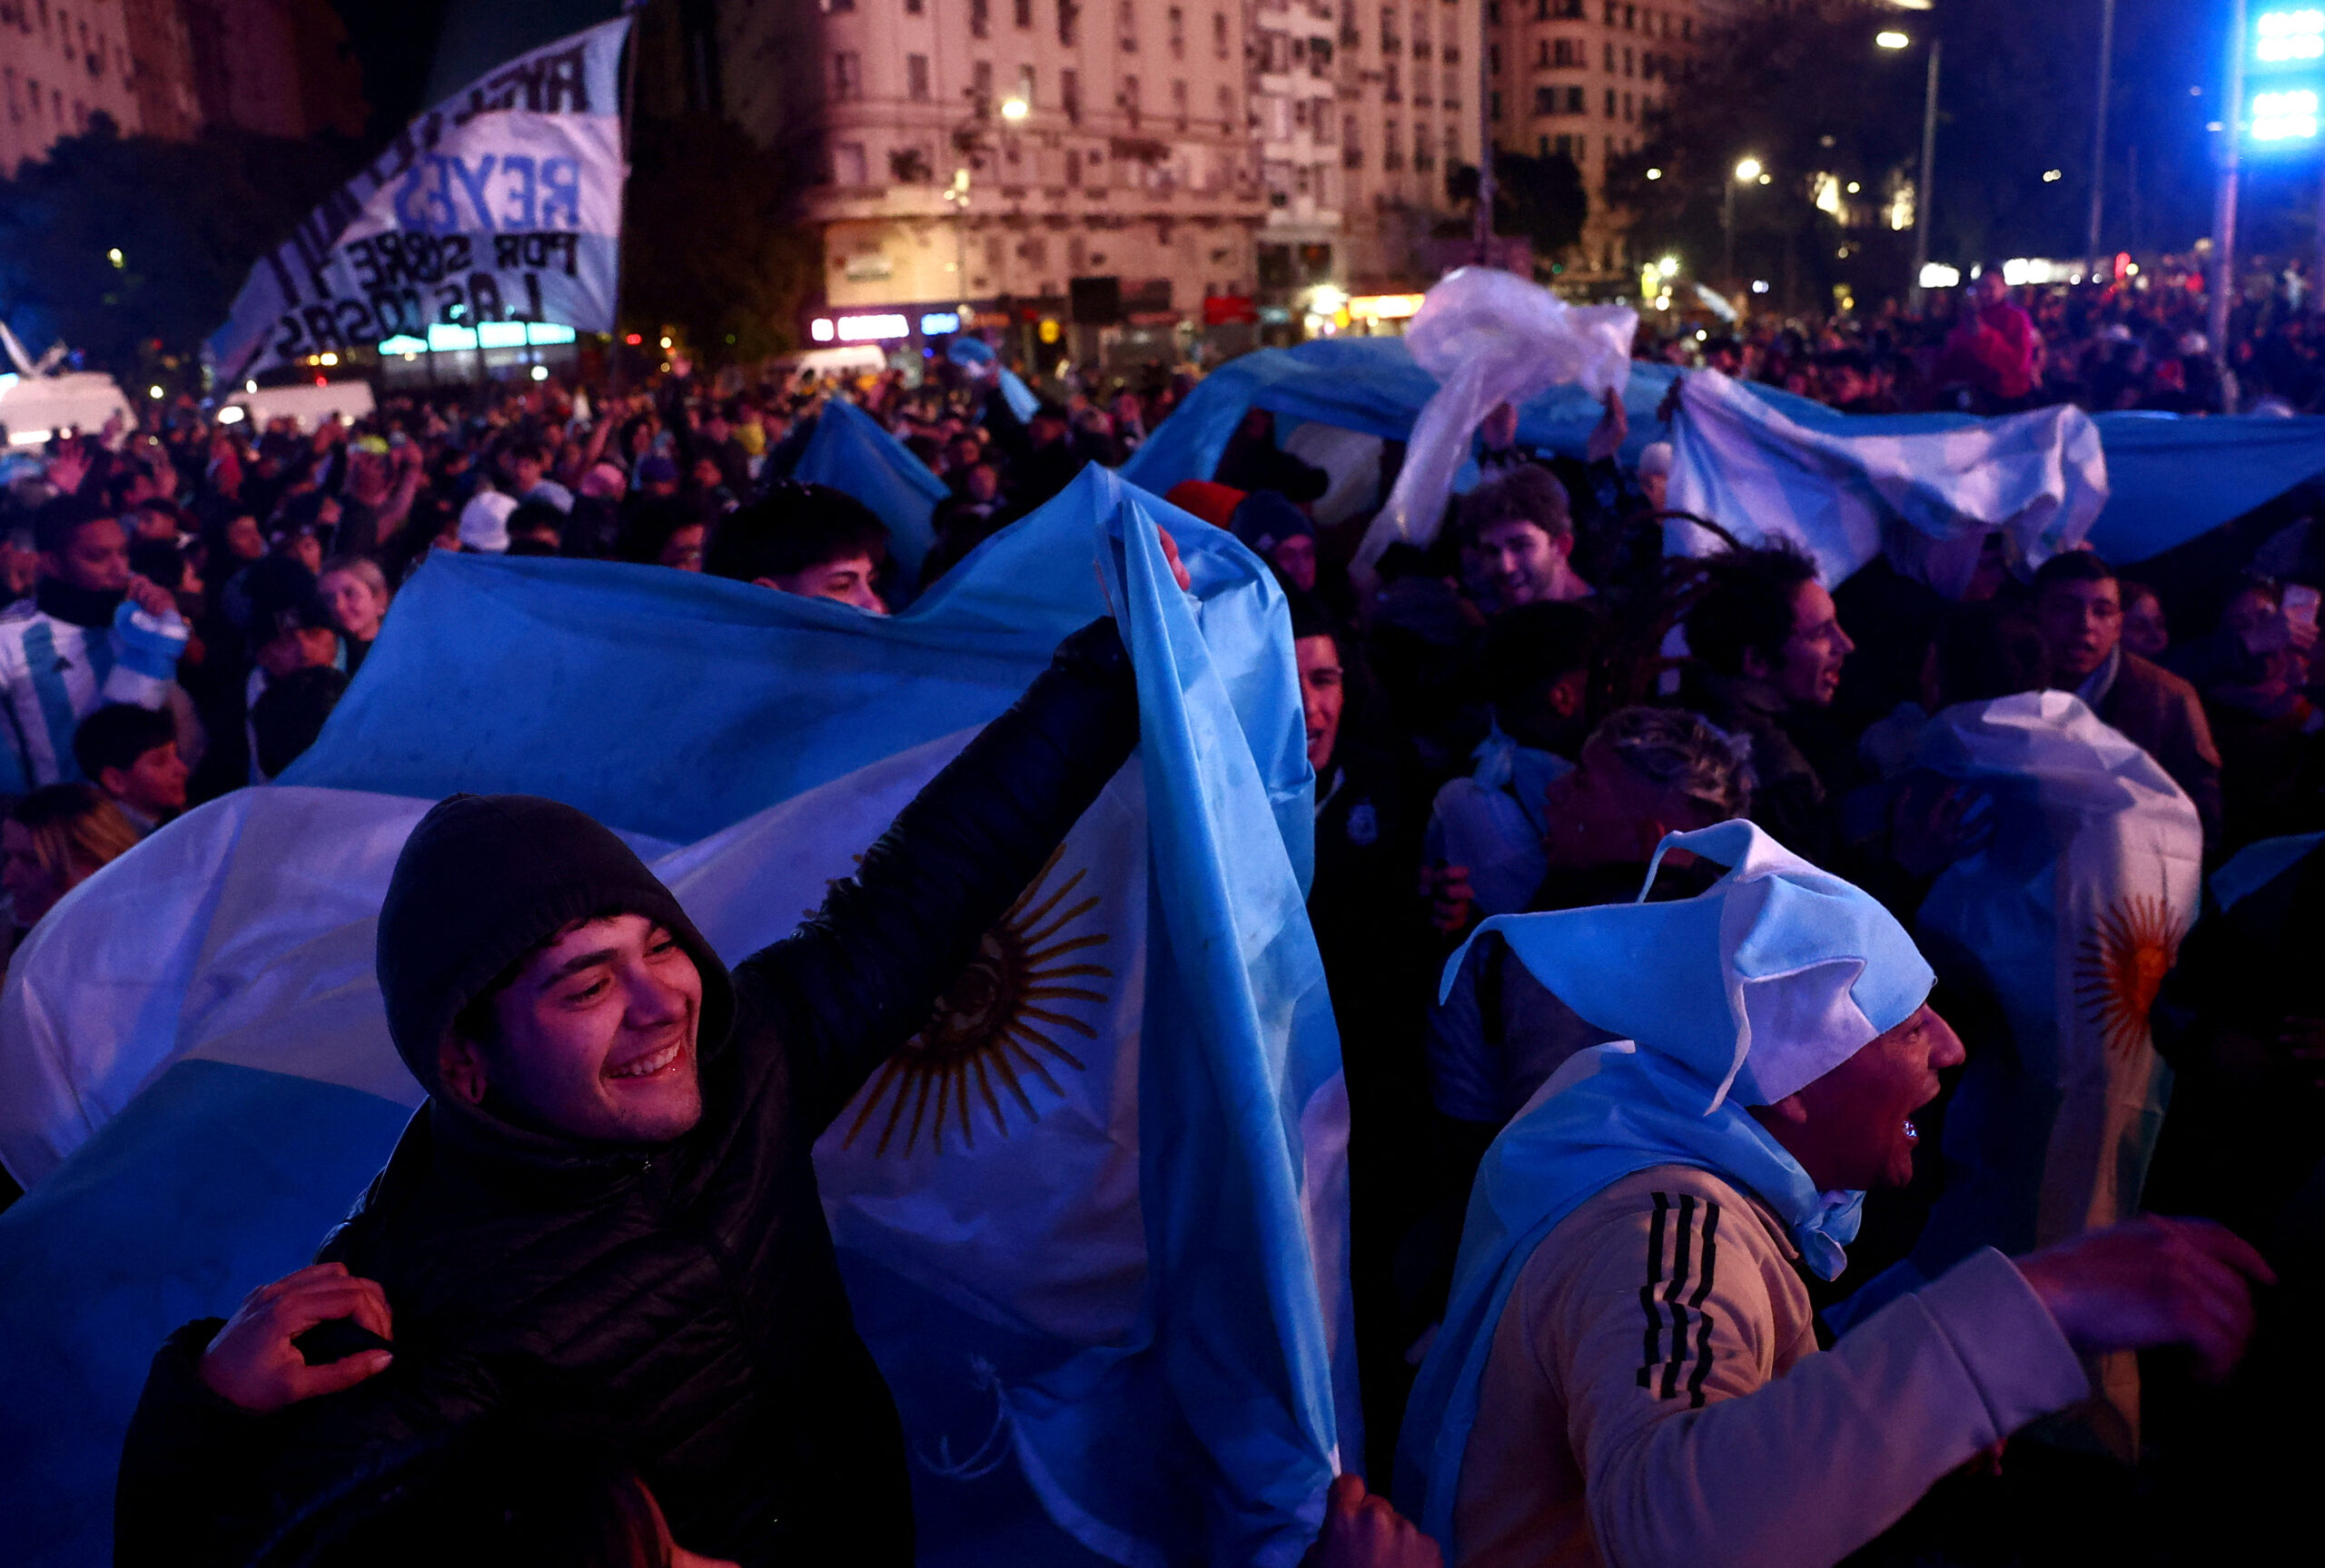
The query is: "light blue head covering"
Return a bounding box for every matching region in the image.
[1444,817,1934,1110]
[1396,822,1935,1551]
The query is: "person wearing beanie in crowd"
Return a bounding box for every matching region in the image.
[0,495,190,794]
[1234,490,1321,595]
[114,542,1196,1568]
[1399,822,2271,1568]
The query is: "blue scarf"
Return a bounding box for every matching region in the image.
[1393,1042,1863,1549]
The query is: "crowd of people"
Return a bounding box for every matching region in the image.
[0,274,2317,1566]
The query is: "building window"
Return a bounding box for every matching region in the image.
[1059,0,1080,45]
[1168,5,1185,57]
[833,52,862,100]
[1214,11,1229,57]
[1532,84,1556,116]
[1555,38,1582,67]
[1172,77,1188,127]
[972,0,990,37]
[1122,74,1140,126]
[1064,67,1082,122]
[1219,83,1236,124]
[1623,45,1634,76]
[1383,60,1400,101]
[1535,39,1548,66]
[974,59,994,104]
[1604,87,1616,117]
[1067,148,1083,184]
[1603,41,1614,72]
[1625,4,1636,27]
[1120,0,1138,50]
[1343,113,1361,165]
[1486,0,1499,23]
[1380,5,1399,53]
[1443,69,1459,108]
[905,0,924,11]
[1015,0,1033,25]
[1383,118,1402,171]
[1622,91,1633,120]
[1487,43,1499,73]
[833,141,867,186]
[1019,64,1037,105]
[906,54,931,100]
[1489,88,1502,121]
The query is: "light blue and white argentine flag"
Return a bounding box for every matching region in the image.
[1665,366,2109,586]
[0,466,1353,1568]
[1834,691,2200,1441]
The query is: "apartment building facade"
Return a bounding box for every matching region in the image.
[722,0,1267,348]
[1,0,357,177]
[1251,0,1483,321]
[1485,0,1703,281]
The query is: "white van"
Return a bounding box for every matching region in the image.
[220,380,378,433]
[0,370,134,447]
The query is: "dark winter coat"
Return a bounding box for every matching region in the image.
[114,619,1141,1568]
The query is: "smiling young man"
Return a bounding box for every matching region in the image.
[1397,822,2272,1568]
[114,549,1192,1565]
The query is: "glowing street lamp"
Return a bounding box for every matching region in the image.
[1000,96,1030,122]
[1876,30,1910,49]
[1725,159,1763,288]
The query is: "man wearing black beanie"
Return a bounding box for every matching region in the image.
[114,545,1187,1565]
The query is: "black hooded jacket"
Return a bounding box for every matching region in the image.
[115,619,1141,1567]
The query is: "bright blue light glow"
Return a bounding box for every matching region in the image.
[919,311,962,334]
[526,322,576,345]
[476,321,528,348]
[377,334,428,355]
[2257,11,2325,64]
[426,323,480,351]
[2251,86,2321,140]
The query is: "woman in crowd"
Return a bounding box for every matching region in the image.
[1,782,140,966]
[317,557,393,676]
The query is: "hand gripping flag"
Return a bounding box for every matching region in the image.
[205,17,631,384]
[0,466,1352,1568]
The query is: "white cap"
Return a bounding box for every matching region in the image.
[459,490,518,553]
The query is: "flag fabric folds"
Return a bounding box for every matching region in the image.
[205,18,631,384]
[1118,339,2325,571]
[1664,367,2109,587]
[0,467,1351,1568]
[789,397,947,592]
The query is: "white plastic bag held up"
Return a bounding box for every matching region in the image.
[1355,269,1637,574]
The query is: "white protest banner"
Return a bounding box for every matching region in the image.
[206,16,630,383]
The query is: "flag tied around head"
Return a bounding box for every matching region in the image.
[1664,367,2108,587]
[0,466,1352,1568]
[206,17,631,384]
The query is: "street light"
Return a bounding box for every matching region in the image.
[1876,30,1910,49]
[1725,158,1762,291]
[1000,95,1029,122]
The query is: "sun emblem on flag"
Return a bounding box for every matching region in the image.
[2073,894,2179,1059]
[842,848,1113,1157]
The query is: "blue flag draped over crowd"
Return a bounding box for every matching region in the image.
[788,396,945,592]
[1120,337,2325,570]
[0,467,1355,1567]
